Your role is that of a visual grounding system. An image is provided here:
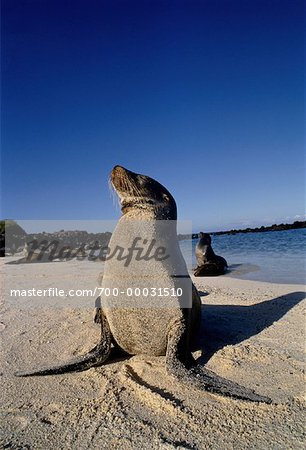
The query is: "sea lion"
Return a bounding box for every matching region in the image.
[15,166,271,403]
[194,232,228,276]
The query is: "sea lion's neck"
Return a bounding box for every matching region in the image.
[121,206,177,221]
[203,245,216,258]
[121,208,156,220]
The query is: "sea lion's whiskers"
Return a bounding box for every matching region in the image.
[108,177,121,209]
[124,177,132,196]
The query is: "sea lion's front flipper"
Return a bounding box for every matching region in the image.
[166,318,272,404]
[93,296,102,324]
[15,304,112,377]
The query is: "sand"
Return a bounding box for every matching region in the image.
[0,257,305,449]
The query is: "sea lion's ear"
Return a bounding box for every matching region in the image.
[199,232,204,238]
[162,193,170,202]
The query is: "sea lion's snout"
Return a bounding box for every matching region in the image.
[111,165,128,182]
[112,165,128,174]
[111,165,137,182]
[111,165,143,209]
[111,165,127,190]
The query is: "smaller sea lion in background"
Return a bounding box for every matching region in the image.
[194,232,228,277]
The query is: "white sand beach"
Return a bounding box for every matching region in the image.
[1,257,305,449]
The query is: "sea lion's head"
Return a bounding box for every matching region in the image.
[110,165,177,220]
[198,232,212,253]
[199,232,211,244]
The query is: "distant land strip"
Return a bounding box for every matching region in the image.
[181,220,306,241]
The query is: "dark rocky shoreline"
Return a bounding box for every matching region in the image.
[181,220,306,241]
[212,220,305,235]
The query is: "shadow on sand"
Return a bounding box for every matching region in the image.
[196,291,305,363]
[108,291,305,367]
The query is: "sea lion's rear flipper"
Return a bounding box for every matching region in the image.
[15,305,112,377]
[93,296,102,324]
[194,262,226,277]
[166,319,272,404]
[186,365,272,403]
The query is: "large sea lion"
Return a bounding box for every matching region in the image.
[15,166,271,403]
[194,232,228,276]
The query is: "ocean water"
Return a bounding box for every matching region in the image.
[180,228,306,285]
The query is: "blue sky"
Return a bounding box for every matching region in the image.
[1,0,305,232]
